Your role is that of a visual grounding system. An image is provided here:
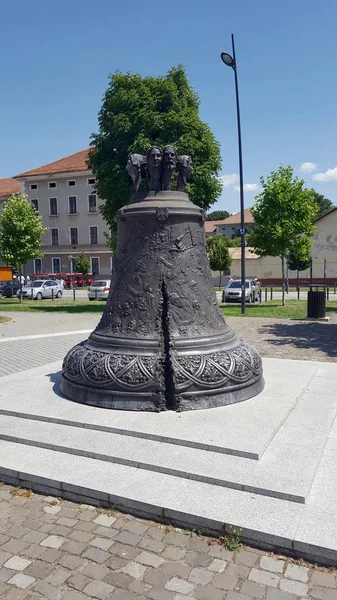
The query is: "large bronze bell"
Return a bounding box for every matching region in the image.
[60,146,264,411]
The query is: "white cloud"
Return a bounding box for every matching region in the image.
[313,167,337,182]
[218,173,239,187]
[299,162,317,173]
[234,183,258,192]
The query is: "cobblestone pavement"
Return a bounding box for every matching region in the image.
[0,313,98,339]
[0,483,335,600]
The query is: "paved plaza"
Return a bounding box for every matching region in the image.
[0,312,337,599]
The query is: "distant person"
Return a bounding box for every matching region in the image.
[19,274,25,285]
[25,275,30,285]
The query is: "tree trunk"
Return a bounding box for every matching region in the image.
[219,271,222,289]
[19,267,23,304]
[281,256,285,306]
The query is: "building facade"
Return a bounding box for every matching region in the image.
[14,149,112,277]
[205,208,255,238]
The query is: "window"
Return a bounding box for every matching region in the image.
[34,258,42,274]
[31,199,39,211]
[88,194,97,213]
[30,183,38,190]
[90,257,100,275]
[67,180,76,187]
[48,182,57,189]
[87,178,96,185]
[51,228,59,245]
[68,196,77,214]
[70,227,78,245]
[90,226,98,244]
[49,197,58,215]
[52,258,60,273]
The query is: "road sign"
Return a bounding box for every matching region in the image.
[237,227,248,235]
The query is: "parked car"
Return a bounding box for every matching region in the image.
[17,280,63,300]
[223,279,257,303]
[0,280,21,298]
[88,279,111,301]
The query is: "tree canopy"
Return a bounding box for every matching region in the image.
[88,66,222,230]
[205,210,231,221]
[75,252,91,276]
[310,189,335,220]
[206,234,232,280]
[249,166,318,304]
[0,194,47,301]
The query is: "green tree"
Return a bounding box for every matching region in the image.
[75,252,91,276]
[205,210,231,221]
[206,234,232,286]
[89,66,222,235]
[0,193,47,302]
[310,189,334,219]
[287,238,311,273]
[250,166,317,305]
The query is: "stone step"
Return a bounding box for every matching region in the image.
[0,366,335,504]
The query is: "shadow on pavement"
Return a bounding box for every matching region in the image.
[261,321,337,358]
[46,370,64,398]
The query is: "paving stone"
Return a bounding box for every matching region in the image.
[104,570,133,589]
[93,525,118,539]
[78,510,96,521]
[67,572,91,591]
[0,534,10,545]
[266,589,297,600]
[24,519,43,531]
[259,555,285,573]
[213,572,239,590]
[20,544,46,559]
[81,547,110,563]
[249,568,280,587]
[311,571,337,588]
[188,537,211,553]
[208,559,227,573]
[90,537,115,551]
[40,535,65,549]
[0,550,14,566]
[284,563,309,582]
[74,521,96,532]
[189,567,214,585]
[1,589,28,600]
[161,562,191,578]
[24,559,54,578]
[280,577,308,595]
[80,562,109,580]
[165,576,195,594]
[135,550,165,568]
[227,593,251,600]
[146,526,165,541]
[83,579,114,599]
[144,567,170,587]
[4,525,31,539]
[147,588,175,600]
[0,567,15,583]
[138,536,165,553]
[7,572,36,589]
[164,531,189,548]
[235,550,259,567]
[208,545,234,560]
[61,592,88,600]
[43,505,62,515]
[115,531,142,546]
[39,524,55,533]
[57,508,78,518]
[4,556,31,571]
[162,546,186,561]
[1,540,29,554]
[94,515,116,527]
[33,580,59,599]
[240,580,266,598]
[69,530,93,543]
[173,596,197,600]
[58,554,85,570]
[195,584,224,600]
[122,520,149,535]
[50,525,72,536]
[310,586,337,600]
[22,530,47,544]
[47,567,71,586]
[109,542,140,561]
[105,556,127,571]
[57,517,79,527]
[39,548,63,563]
[63,540,88,555]
[226,563,250,579]
[120,561,147,579]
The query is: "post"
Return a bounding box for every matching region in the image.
[231,34,246,315]
[264,288,267,302]
[259,289,262,303]
[73,288,76,302]
[324,258,327,290]
[327,286,329,300]
[95,288,98,301]
[270,287,273,300]
[297,286,300,300]
[52,288,54,301]
[334,282,336,294]
[310,259,313,288]
[286,261,289,293]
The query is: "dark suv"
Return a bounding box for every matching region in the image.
[0,280,21,298]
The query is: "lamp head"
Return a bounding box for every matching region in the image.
[221,52,235,68]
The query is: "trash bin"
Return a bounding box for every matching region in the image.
[307,290,326,319]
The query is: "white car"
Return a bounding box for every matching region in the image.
[88,279,111,301]
[18,280,63,300]
[223,279,257,303]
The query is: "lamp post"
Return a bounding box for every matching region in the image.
[68,254,75,289]
[221,34,246,315]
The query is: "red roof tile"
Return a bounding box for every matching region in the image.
[14,149,91,178]
[213,208,254,226]
[0,178,20,198]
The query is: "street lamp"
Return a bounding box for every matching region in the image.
[221,34,246,315]
[68,254,75,289]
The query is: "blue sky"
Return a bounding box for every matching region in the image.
[1,0,336,214]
